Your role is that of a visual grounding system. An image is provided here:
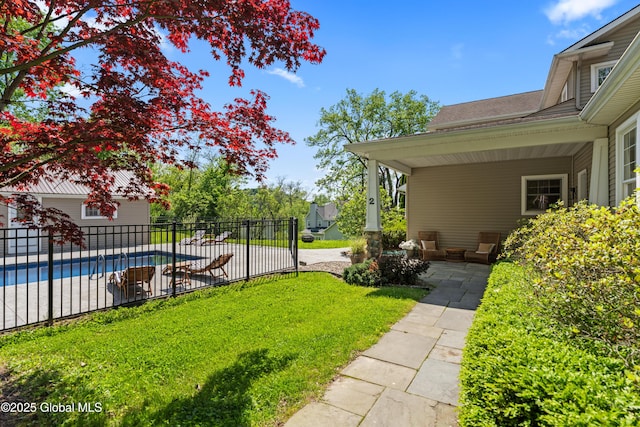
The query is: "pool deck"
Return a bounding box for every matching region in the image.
[1,242,298,331]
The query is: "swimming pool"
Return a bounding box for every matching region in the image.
[0,251,200,287]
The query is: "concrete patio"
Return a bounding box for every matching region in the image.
[285,261,491,427]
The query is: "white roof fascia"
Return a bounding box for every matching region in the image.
[346,115,606,161]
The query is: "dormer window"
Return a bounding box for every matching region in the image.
[591,60,616,92]
[560,82,568,102]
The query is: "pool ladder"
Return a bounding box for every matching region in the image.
[90,252,128,279]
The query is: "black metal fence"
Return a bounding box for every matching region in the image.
[0,218,298,332]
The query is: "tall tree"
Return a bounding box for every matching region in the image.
[306,88,439,205]
[0,0,325,243]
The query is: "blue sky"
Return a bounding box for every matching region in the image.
[96,1,640,195]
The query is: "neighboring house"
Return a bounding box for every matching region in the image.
[347,5,640,253]
[0,171,151,254]
[304,202,345,240]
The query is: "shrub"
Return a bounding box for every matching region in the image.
[343,256,429,287]
[343,260,380,287]
[381,229,405,250]
[503,198,640,366]
[459,263,640,426]
[377,255,429,286]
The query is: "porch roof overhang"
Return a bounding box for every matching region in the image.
[345,115,607,175]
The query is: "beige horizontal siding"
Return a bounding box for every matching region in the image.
[573,142,593,202]
[0,198,150,255]
[407,157,572,251]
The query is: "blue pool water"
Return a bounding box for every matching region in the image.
[0,251,199,287]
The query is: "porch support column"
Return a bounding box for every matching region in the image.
[364,159,383,259]
[589,138,609,206]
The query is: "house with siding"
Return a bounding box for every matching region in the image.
[0,171,150,254]
[304,202,345,240]
[347,5,640,255]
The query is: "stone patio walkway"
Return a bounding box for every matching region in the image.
[284,261,491,427]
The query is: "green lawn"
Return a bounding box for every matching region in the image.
[150,230,348,250]
[0,273,426,426]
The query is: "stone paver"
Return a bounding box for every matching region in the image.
[429,345,464,364]
[435,307,476,332]
[363,330,437,369]
[408,358,461,406]
[341,356,416,390]
[359,388,440,427]
[284,261,490,427]
[437,329,467,349]
[284,402,362,427]
[323,377,384,416]
[392,318,444,339]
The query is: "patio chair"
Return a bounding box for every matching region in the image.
[200,231,232,245]
[110,265,155,298]
[189,253,234,279]
[464,232,501,264]
[417,231,447,261]
[179,229,207,246]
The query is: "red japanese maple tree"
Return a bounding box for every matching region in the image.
[0,0,324,243]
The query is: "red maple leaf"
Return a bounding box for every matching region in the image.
[0,0,325,244]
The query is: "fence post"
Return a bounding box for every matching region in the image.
[293,217,299,276]
[171,221,177,298]
[47,233,54,327]
[245,220,251,282]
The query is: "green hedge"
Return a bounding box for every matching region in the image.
[459,263,640,426]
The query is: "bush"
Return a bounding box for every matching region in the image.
[377,255,430,286]
[503,198,640,366]
[343,260,380,287]
[343,256,429,287]
[381,229,405,250]
[459,263,640,426]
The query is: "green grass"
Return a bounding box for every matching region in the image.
[0,273,426,426]
[298,239,349,249]
[150,230,348,250]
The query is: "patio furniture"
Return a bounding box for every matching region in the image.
[445,247,466,262]
[189,253,234,278]
[162,261,192,286]
[201,231,232,245]
[110,266,155,297]
[179,229,207,246]
[417,231,447,261]
[464,232,501,264]
[163,253,234,285]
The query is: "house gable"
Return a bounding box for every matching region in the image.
[541,5,640,110]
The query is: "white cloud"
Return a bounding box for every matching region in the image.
[59,83,83,98]
[546,25,591,45]
[267,68,305,87]
[545,0,617,24]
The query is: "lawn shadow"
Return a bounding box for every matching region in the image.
[133,348,295,426]
[364,286,431,301]
[0,365,106,426]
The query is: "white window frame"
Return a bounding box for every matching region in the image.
[560,82,569,102]
[590,60,617,93]
[521,174,568,215]
[615,112,639,204]
[81,203,117,220]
